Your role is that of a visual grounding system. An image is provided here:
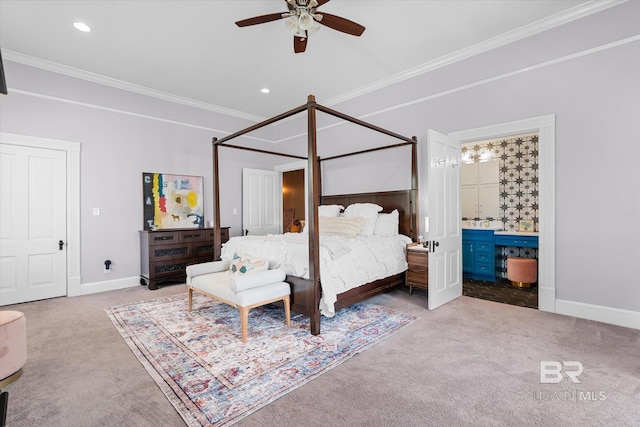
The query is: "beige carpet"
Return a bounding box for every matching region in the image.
[3,284,640,426]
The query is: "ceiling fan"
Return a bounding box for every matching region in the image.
[235,0,365,53]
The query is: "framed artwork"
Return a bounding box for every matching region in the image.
[142,172,203,230]
[519,219,534,232]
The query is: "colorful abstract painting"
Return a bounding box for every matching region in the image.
[142,172,203,230]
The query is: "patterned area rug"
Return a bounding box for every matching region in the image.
[106,293,416,426]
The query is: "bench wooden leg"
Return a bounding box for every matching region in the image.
[283,295,291,327]
[187,287,193,311]
[239,306,249,343]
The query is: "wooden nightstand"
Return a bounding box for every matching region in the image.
[406,244,429,295]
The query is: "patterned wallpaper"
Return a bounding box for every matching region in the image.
[462,133,539,277]
[462,133,539,232]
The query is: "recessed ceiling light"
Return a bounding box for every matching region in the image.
[73,22,92,32]
[260,88,270,94]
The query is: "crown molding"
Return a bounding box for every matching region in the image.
[2,0,627,129]
[3,50,266,123]
[323,0,627,108]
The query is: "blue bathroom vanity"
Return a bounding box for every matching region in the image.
[462,228,538,282]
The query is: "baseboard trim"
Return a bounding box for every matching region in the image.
[555,299,640,330]
[79,276,140,296]
[538,286,556,313]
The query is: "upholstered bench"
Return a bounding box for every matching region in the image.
[1,310,27,425]
[186,260,291,343]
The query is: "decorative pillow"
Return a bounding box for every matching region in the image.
[343,203,383,237]
[302,206,344,233]
[319,216,365,237]
[230,269,286,292]
[229,256,269,276]
[317,204,344,217]
[374,209,399,237]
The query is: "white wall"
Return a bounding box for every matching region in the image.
[1,2,638,324]
[263,1,640,319]
[0,62,288,285]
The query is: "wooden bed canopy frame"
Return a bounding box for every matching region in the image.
[211,95,418,335]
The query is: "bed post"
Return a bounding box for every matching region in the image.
[411,136,418,241]
[307,95,322,335]
[212,137,222,260]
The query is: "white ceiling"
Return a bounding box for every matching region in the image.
[0,0,610,120]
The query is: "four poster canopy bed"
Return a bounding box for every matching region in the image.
[210,95,418,335]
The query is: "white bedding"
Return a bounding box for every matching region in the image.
[220,233,412,317]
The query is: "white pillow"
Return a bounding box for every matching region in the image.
[317,204,344,217]
[319,216,365,237]
[343,203,383,237]
[374,209,399,236]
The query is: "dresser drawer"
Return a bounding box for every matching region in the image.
[476,253,493,263]
[148,231,182,246]
[149,243,193,262]
[181,230,207,243]
[476,243,494,255]
[475,262,494,274]
[203,227,230,243]
[193,242,216,258]
[150,261,188,279]
[494,235,538,248]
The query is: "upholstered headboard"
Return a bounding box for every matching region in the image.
[321,190,416,240]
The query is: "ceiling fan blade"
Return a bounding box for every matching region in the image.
[317,12,365,36]
[294,36,308,53]
[236,13,285,27]
[315,0,331,6]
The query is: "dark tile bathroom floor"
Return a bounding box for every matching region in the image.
[463,278,538,309]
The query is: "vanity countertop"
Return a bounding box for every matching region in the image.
[462,226,503,230]
[494,230,539,237]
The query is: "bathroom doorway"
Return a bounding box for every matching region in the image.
[460,133,539,309]
[282,169,305,233]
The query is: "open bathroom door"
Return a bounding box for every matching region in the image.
[426,130,463,310]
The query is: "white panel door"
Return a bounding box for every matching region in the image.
[426,130,462,310]
[0,144,67,305]
[242,168,282,236]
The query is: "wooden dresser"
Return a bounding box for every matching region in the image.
[139,227,229,290]
[406,244,429,295]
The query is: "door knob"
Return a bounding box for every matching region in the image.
[59,240,65,250]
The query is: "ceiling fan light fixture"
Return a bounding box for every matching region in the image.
[238,0,365,53]
[298,11,313,30]
[284,16,305,38]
